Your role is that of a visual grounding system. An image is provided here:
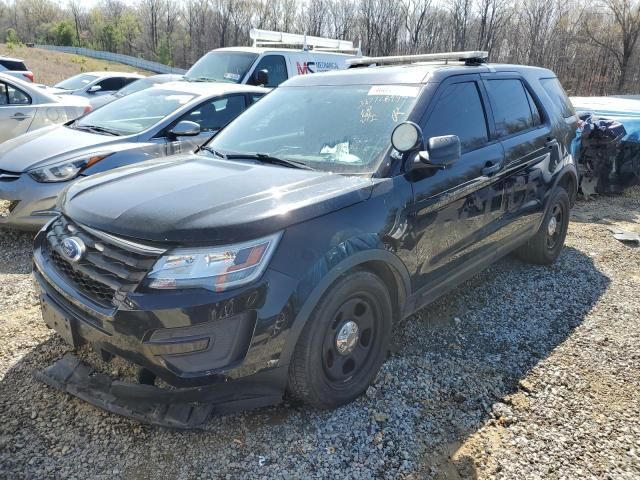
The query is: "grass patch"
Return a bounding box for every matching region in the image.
[0,44,152,85]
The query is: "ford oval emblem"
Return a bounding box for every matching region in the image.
[60,236,85,263]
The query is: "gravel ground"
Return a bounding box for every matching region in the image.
[1,190,639,479]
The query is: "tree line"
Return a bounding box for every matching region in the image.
[1,0,639,96]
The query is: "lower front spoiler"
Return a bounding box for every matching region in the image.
[34,354,284,429]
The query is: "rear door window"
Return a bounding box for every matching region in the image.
[0,59,27,71]
[485,79,538,137]
[423,81,489,153]
[541,78,575,118]
[252,55,288,87]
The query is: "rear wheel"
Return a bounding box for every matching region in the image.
[288,270,392,409]
[515,187,570,265]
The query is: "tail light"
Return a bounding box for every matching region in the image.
[83,105,92,114]
[24,72,34,82]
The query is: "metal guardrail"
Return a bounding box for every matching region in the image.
[34,45,187,74]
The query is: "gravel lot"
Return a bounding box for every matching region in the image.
[1,189,639,479]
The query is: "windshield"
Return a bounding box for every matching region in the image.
[184,51,258,83]
[75,88,195,135]
[206,84,420,174]
[55,74,98,90]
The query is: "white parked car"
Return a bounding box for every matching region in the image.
[50,71,144,98]
[0,72,90,144]
[183,28,360,87]
[0,56,34,83]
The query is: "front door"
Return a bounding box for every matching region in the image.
[0,80,36,143]
[410,75,506,295]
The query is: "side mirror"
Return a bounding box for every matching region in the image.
[391,121,423,152]
[168,120,201,137]
[87,85,102,94]
[417,135,461,169]
[253,69,269,86]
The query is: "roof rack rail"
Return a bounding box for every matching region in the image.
[347,51,488,67]
[250,28,360,54]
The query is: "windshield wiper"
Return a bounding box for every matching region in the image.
[74,124,121,136]
[197,145,227,158]
[225,153,314,170]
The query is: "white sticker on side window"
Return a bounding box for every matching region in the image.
[368,85,420,97]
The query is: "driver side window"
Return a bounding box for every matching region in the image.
[423,82,488,153]
[179,95,247,132]
[0,82,31,105]
[251,55,288,87]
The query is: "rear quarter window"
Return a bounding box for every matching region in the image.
[541,78,575,119]
[0,59,27,71]
[485,79,538,137]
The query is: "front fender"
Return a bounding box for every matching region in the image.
[277,234,411,368]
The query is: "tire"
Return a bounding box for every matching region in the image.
[515,187,570,265]
[288,269,393,409]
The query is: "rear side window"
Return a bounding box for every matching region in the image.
[423,82,488,153]
[253,55,288,87]
[0,59,27,71]
[485,79,538,137]
[541,78,575,118]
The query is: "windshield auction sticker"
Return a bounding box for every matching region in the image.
[368,85,420,97]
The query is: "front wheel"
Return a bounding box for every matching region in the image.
[515,187,570,265]
[288,270,393,409]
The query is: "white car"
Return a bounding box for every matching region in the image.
[0,56,34,82]
[0,72,90,144]
[50,71,144,99]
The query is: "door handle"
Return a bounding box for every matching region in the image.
[10,113,32,121]
[481,162,501,176]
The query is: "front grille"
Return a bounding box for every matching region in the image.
[0,169,20,182]
[42,216,165,308]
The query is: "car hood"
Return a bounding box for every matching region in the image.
[0,125,129,172]
[61,155,376,244]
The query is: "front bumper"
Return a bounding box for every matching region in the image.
[33,228,298,388]
[35,354,285,428]
[0,174,64,230]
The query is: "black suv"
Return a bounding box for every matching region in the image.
[33,53,578,427]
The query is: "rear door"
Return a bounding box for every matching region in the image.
[0,80,37,143]
[410,74,506,292]
[481,74,552,246]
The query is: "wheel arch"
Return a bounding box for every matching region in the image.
[278,248,411,368]
[554,164,578,207]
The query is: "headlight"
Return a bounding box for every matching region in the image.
[28,152,112,183]
[147,232,282,291]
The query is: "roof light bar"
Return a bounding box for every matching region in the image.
[347,51,488,67]
[250,28,355,51]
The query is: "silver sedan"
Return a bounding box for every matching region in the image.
[0,73,89,144]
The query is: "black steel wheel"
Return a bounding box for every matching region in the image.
[288,269,393,409]
[515,187,570,265]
